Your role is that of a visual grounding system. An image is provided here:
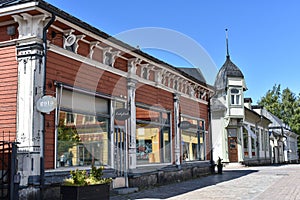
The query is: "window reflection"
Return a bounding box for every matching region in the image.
[57,111,109,168]
[181,117,205,161]
[136,106,171,165]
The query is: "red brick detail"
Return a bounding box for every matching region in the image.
[0,45,17,141]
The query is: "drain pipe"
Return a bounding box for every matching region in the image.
[40,13,56,198]
[208,97,214,173]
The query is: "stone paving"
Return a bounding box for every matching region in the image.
[110,164,300,200]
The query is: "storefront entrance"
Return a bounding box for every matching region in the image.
[114,127,126,176]
[228,137,238,162]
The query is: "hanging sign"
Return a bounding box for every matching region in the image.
[178,121,192,129]
[36,95,57,114]
[115,108,130,121]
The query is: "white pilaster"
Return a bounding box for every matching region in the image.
[173,93,180,166]
[127,78,137,169]
[248,124,252,159]
[17,42,44,186]
[13,13,50,186]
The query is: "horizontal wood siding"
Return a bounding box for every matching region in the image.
[0,45,17,141]
[180,97,208,129]
[0,24,19,42]
[45,51,127,169]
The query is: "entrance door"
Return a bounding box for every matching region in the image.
[228,137,238,162]
[114,127,126,176]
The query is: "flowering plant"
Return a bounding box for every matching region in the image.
[63,166,112,186]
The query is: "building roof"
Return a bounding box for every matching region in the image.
[178,67,206,83]
[214,56,244,91]
[0,0,214,90]
[0,0,33,6]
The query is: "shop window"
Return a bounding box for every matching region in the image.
[230,88,241,105]
[136,106,171,165]
[181,117,205,162]
[57,89,110,168]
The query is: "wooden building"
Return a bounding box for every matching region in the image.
[0,0,214,198]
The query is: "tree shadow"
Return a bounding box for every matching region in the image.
[110,169,258,200]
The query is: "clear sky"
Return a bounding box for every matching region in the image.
[46,0,300,103]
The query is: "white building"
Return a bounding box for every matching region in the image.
[211,53,271,166]
[253,106,298,164]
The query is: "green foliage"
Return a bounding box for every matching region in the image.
[57,120,81,154]
[258,84,300,151]
[63,166,112,186]
[258,84,282,118]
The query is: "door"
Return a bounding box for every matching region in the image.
[228,137,238,162]
[114,127,126,176]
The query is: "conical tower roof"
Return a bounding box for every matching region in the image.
[214,55,244,91]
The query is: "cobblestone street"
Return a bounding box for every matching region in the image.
[110,164,300,200]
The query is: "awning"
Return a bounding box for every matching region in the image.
[243,125,257,139]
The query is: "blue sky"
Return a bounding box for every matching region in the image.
[46,0,300,103]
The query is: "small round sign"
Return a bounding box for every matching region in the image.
[36,95,57,114]
[115,108,130,121]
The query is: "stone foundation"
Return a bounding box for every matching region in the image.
[19,162,212,199]
[243,158,271,166]
[128,161,212,189]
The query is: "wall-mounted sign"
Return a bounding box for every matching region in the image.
[115,108,130,121]
[36,95,57,114]
[178,121,192,130]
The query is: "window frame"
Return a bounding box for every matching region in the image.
[180,114,206,162]
[135,104,172,166]
[230,88,241,105]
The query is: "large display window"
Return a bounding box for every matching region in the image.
[136,106,171,165]
[57,89,110,168]
[181,116,205,161]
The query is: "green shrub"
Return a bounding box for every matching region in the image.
[63,166,112,186]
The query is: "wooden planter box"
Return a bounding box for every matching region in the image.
[60,184,110,200]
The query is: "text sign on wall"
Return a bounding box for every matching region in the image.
[115,108,130,121]
[37,95,57,114]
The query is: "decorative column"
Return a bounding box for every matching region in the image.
[173,93,181,166]
[127,58,139,169]
[239,126,244,162]
[127,78,137,169]
[248,125,252,159]
[13,13,50,186]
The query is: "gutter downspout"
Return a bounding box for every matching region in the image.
[208,97,214,172]
[41,13,56,198]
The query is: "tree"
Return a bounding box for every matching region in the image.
[290,95,300,134]
[281,88,296,125]
[258,84,282,118]
[258,84,300,152]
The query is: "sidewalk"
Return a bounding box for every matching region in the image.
[110,164,300,200]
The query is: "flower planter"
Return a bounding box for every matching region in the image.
[60,184,110,200]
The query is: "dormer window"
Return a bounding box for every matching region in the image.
[230,88,241,105]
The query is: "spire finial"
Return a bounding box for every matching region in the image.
[225,28,230,58]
